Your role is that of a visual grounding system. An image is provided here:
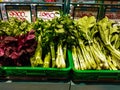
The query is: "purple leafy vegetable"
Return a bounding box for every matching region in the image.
[0,30,37,66]
[0,48,4,57]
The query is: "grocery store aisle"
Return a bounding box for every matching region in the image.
[0,81,120,90]
[0,81,70,90]
[71,82,120,90]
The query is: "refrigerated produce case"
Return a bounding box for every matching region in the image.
[0,0,120,90]
[66,0,120,84]
[0,1,73,82]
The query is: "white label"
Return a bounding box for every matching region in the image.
[36,5,61,21]
[83,0,95,3]
[6,5,31,22]
[7,10,31,22]
[37,11,60,20]
[72,0,95,3]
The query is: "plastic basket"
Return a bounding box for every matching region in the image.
[68,50,120,83]
[0,51,72,81]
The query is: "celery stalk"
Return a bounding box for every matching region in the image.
[59,44,66,68]
[32,35,43,66]
[107,56,118,70]
[56,44,66,68]
[78,39,91,69]
[106,44,120,60]
[50,42,56,68]
[72,46,80,70]
[56,44,61,68]
[76,46,86,70]
[43,52,51,68]
[63,44,67,61]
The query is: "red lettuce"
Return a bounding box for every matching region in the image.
[0,48,4,57]
[0,30,37,66]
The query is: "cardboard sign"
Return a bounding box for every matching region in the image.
[105,6,120,22]
[72,6,99,19]
[36,5,62,20]
[5,5,32,22]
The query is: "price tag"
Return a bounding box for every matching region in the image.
[105,6,120,22]
[82,0,95,4]
[5,5,32,22]
[44,0,57,2]
[36,5,62,20]
[72,6,99,19]
[71,0,95,3]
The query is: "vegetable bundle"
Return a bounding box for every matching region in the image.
[71,16,120,70]
[30,15,74,68]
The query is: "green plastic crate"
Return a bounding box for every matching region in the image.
[68,50,120,83]
[0,51,72,81]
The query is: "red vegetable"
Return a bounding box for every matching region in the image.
[0,30,37,66]
[0,48,4,57]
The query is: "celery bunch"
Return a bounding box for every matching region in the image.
[30,15,74,68]
[71,16,120,70]
[97,17,120,60]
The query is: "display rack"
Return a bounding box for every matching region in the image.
[0,0,67,21]
[66,0,120,20]
[0,0,120,90]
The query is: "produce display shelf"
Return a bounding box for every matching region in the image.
[0,51,72,82]
[66,0,120,20]
[0,1,64,4]
[0,0,120,83]
[68,50,120,83]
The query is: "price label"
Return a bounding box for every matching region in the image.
[36,5,62,20]
[105,6,120,22]
[5,5,32,22]
[72,6,99,19]
[83,0,95,3]
[44,0,57,2]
